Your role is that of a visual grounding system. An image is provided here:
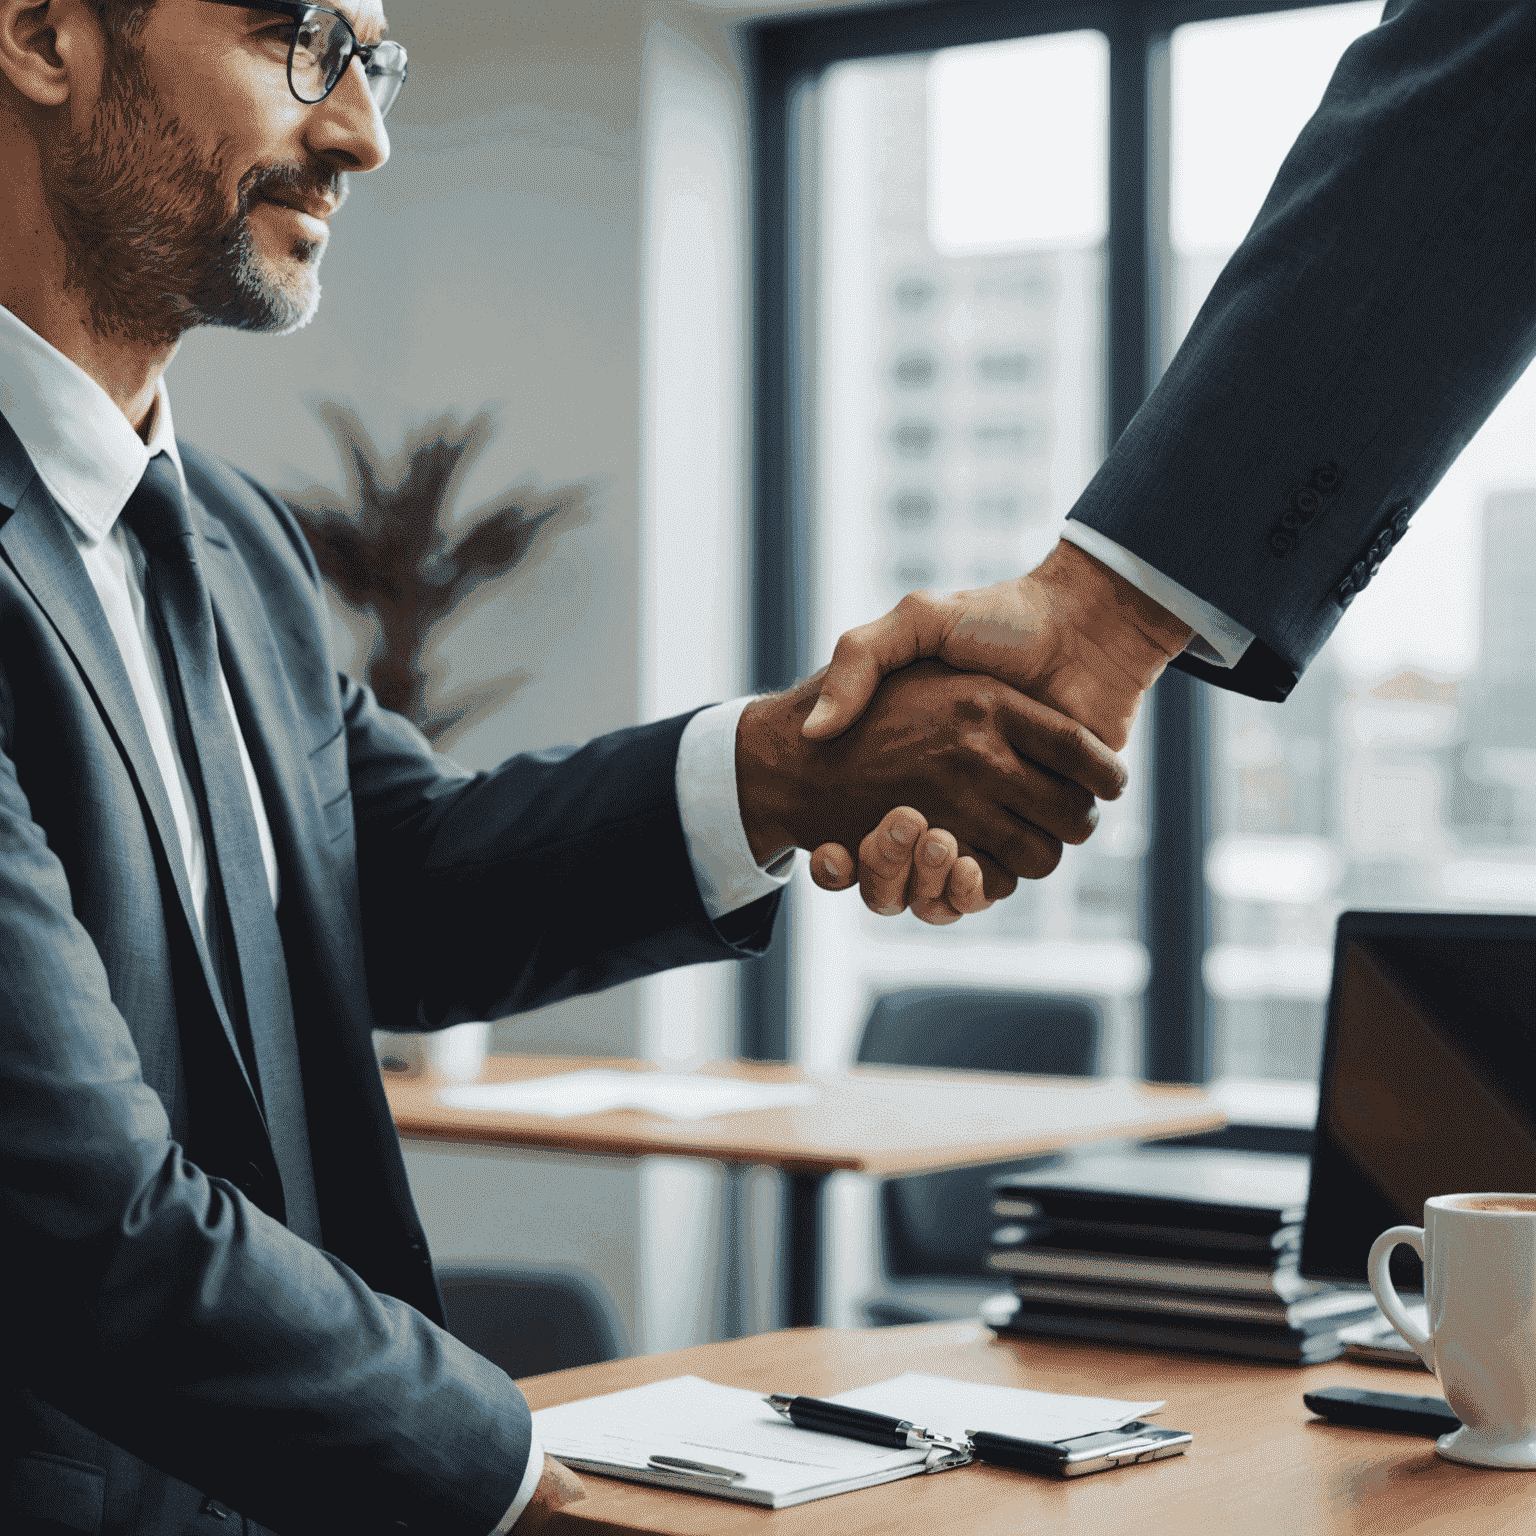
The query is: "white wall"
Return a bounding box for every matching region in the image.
[635,4,755,1350]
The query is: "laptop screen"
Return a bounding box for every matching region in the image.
[1299,911,1536,1289]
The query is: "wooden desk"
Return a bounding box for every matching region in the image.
[521,1323,1535,1535]
[387,1056,1222,1326]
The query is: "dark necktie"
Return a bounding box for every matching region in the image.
[121,454,322,1246]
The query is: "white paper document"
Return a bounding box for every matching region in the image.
[534,1376,928,1508]
[534,1372,1166,1509]
[438,1070,820,1121]
[830,1371,1163,1442]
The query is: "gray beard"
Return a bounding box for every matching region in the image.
[44,41,338,347]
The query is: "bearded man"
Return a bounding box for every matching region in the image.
[0,5,1124,1532]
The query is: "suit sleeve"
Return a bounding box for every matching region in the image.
[0,694,536,1536]
[218,458,782,1033]
[1068,0,1536,699]
[338,679,781,1033]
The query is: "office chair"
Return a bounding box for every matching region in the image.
[855,987,1103,1326]
[437,1261,628,1380]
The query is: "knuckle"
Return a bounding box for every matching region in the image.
[1058,794,1099,845]
[1004,827,1063,880]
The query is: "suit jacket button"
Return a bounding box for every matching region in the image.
[1393,508,1413,537]
[1269,530,1294,554]
[1293,487,1323,516]
[1313,463,1340,491]
[1280,510,1303,531]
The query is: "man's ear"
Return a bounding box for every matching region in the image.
[0,0,104,110]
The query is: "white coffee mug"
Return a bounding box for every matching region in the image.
[1369,1193,1536,1468]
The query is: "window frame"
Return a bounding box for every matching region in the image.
[740,0,1354,1076]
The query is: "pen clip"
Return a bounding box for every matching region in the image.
[910,1427,973,1472]
[647,1454,746,1484]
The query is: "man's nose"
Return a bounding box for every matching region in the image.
[306,58,390,174]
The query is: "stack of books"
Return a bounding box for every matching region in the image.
[981,1148,1377,1364]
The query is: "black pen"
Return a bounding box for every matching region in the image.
[967,1429,1069,1468]
[765,1394,971,1468]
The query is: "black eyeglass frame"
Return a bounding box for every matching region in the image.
[201,0,407,114]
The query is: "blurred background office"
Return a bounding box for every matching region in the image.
[166,0,1535,1365]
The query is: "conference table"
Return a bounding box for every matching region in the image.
[518,1321,1528,1535]
[385,1054,1223,1326]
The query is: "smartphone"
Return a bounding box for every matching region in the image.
[1302,1386,1460,1437]
[969,1421,1192,1477]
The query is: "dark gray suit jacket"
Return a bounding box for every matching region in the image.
[1069,0,1536,700]
[0,414,777,1535]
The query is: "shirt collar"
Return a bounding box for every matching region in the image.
[0,302,190,547]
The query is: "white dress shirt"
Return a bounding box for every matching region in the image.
[1059,521,1255,668]
[0,302,795,1533]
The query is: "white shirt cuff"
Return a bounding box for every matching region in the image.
[489,1428,546,1533]
[676,699,798,921]
[1060,522,1255,669]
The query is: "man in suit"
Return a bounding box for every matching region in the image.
[0,3,1127,1532]
[802,0,1536,764]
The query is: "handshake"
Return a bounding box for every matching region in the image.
[736,540,1196,923]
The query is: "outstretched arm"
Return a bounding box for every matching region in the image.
[801,541,1192,753]
[798,0,1536,744]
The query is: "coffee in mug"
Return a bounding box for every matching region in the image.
[1370,1193,1536,1467]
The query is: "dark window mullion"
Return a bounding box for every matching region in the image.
[1126,21,1213,1083]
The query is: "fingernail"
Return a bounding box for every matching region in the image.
[924,840,946,865]
[821,856,839,879]
[878,904,902,916]
[888,824,912,847]
[803,699,834,734]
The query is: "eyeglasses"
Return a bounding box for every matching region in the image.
[202,2,407,117]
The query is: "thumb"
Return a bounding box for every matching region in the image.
[801,598,943,740]
[802,650,885,740]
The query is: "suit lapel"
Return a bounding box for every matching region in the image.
[0,420,264,1115]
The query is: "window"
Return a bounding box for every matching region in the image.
[745,1,1536,1091]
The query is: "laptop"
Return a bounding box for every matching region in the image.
[1298,910,1536,1366]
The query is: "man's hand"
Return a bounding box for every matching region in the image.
[736,659,1127,899]
[810,805,994,925]
[514,1456,586,1533]
[800,540,1195,753]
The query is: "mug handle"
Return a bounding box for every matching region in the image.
[1368,1224,1434,1370]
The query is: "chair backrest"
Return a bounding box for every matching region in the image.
[857,988,1103,1278]
[856,987,1102,1077]
[437,1261,628,1380]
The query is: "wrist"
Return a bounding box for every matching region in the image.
[736,679,822,864]
[1033,538,1194,689]
[515,1456,586,1532]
